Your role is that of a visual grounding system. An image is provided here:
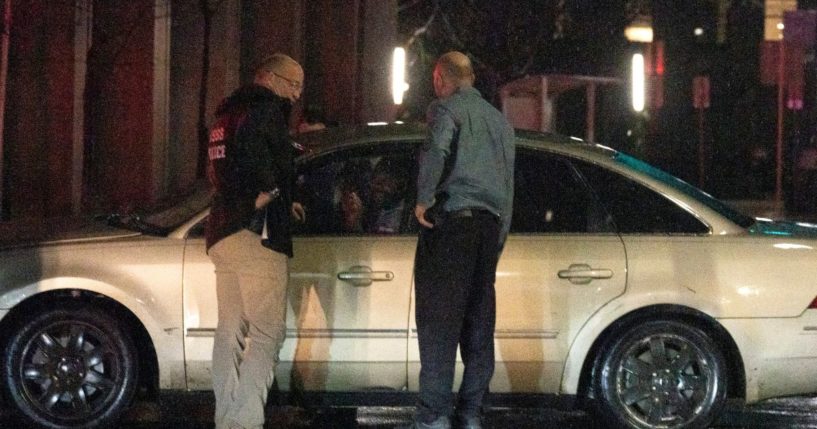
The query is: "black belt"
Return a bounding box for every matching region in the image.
[448,208,496,219]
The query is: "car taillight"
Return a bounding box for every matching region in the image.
[810,296,817,309]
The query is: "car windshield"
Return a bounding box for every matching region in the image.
[98,212,173,236]
[613,152,756,228]
[99,187,211,237]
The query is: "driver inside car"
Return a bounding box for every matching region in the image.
[339,156,410,234]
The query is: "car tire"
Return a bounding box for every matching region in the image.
[591,319,727,429]
[2,304,138,429]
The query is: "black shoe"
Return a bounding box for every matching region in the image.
[454,414,482,429]
[395,415,451,429]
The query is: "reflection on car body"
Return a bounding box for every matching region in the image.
[2,123,817,429]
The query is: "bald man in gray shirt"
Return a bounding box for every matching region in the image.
[410,51,515,429]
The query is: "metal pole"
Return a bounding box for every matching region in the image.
[586,82,596,142]
[0,0,10,220]
[775,40,785,207]
[698,107,705,188]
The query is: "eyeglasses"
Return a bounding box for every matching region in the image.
[273,72,303,91]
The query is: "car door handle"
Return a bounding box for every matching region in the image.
[337,265,395,287]
[557,263,613,285]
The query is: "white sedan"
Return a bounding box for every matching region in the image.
[2,123,817,429]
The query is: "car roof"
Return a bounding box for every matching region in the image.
[293,122,616,161]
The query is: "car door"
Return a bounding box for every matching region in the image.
[182,143,417,392]
[407,147,628,393]
[284,144,417,391]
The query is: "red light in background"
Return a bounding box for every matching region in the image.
[655,41,665,76]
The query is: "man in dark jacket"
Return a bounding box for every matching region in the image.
[205,53,305,429]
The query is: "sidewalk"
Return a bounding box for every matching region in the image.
[725,198,817,222]
[725,199,785,219]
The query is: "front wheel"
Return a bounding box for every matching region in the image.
[2,305,138,429]
[591,319,727,429]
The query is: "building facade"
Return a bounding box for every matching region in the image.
[0,0,397,222]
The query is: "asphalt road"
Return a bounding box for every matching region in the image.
[3,393,817,428]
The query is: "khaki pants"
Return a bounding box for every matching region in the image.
[209,229,289,429]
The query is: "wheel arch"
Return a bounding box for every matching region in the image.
[574,304,745,403]
[0,289,160,399]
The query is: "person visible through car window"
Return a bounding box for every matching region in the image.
[367,156,410,233]
[338,156,410,234]
[333,158,372,233]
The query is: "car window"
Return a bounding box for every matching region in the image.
[573,159,710,234]
[294,147,416,236]
[511,149,615,234]
[613,152,755,228]
[187,219,206,239]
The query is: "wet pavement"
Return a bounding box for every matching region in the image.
[3,393,817,428]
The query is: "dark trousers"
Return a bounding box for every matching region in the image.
[414,210,501,422]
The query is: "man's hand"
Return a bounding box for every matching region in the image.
[415,204,434,229]
[291,202,306,222]
[340,191,364,231]
[255,191,274,209]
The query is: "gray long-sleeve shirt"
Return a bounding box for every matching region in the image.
[417,86,515,245]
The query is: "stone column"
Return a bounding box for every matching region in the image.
[169,0,241,193]
[303,0,360,126]
[4,0,76,219]
[302,0,397,127]
[73,0,91,215]
[154,0,171,202]
[357,0,398,124]
[84,0,171,210]
[240,0,305,82]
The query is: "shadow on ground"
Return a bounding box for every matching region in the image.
[2,392,815,428]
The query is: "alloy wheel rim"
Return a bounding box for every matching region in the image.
[614,333,717,428]
[18,320,121,422]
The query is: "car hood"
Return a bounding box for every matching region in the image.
[0,222,141,251]
[748,219,817,238]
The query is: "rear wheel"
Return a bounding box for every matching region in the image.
[591,319,727,429]
[3,305,138,429]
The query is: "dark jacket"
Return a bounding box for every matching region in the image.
[205,84,296,257]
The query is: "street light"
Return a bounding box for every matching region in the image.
[625,15,653,43]
[625,16,651,113]
[391,47,409,105]
[625,15,653,160]
[632,53,645,113]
